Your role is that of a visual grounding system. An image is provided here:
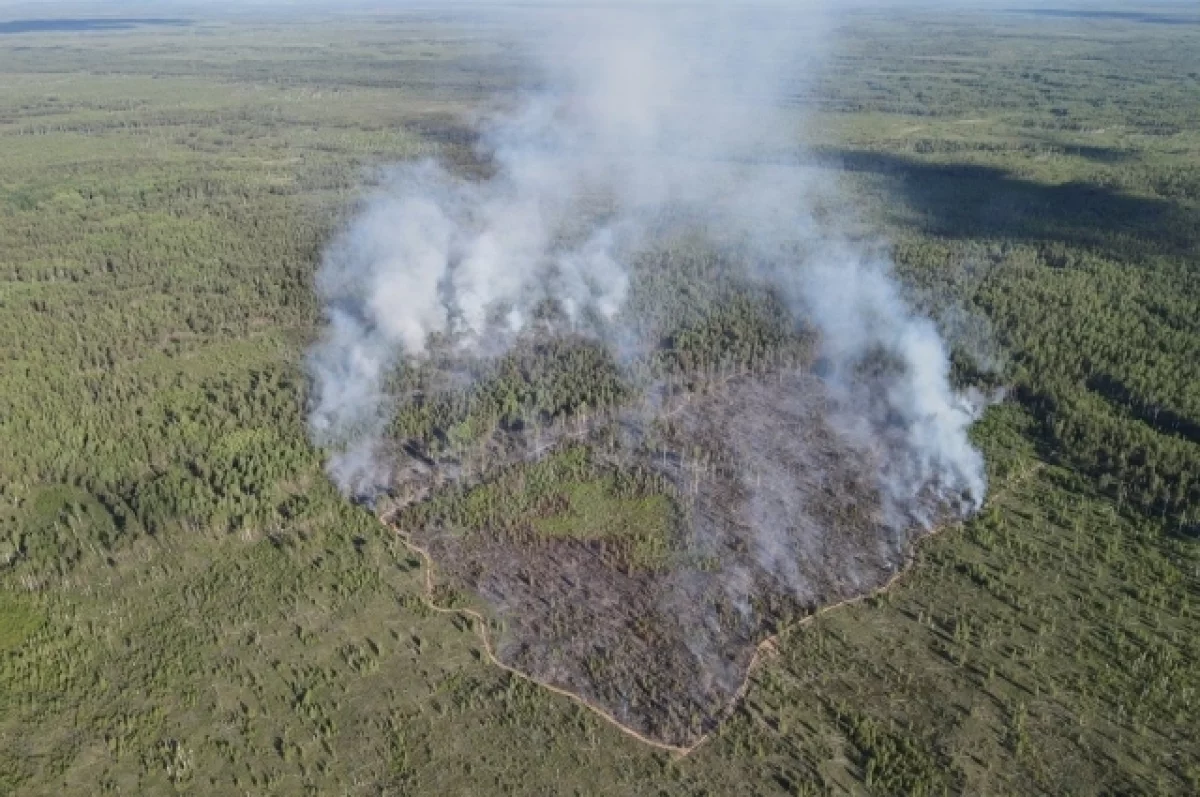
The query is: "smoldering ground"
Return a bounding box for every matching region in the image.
[306,3,992,744]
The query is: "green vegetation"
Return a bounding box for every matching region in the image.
[743,405,1198,794]
[397,445,678,571]
[390,337,628,452]
[0,591,41,654]
[816,7,1200,529]
[534,480,674,569]
[0,6,1196,795]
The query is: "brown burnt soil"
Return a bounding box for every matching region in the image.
[381,369,936,748]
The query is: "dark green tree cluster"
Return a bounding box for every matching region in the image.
[389,336,627,452]
[975,247,1199,529]
[654,291,797,377]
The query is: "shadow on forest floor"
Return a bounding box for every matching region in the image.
[822,149,1197,262]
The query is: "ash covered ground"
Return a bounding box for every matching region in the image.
[381,363,956,747]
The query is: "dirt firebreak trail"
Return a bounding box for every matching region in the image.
[375,366,917,748]
[382,459,1043,755]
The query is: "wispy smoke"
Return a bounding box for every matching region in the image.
[797,247,986,520]
[306,4,987,515]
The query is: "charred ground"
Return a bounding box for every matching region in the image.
[375,249,968,745]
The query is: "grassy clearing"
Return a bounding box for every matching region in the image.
[396,445,678,573]
[534,481,675,571]
[0,592,41,654]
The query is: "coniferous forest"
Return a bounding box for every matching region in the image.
[0,5,1197,795]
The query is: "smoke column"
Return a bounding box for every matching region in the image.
[306,3,987,516]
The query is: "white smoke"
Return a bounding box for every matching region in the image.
[306,3,987,514]
[798,247,986,519]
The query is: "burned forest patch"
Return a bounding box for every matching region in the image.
[382,367,946,747]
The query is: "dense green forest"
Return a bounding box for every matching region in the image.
[0,6,1197,795]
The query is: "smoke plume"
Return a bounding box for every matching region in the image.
[306,4,987,516]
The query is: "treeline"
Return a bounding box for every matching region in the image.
[984,250,1199,528]
[385,244,810,459]
[389,335,628,453]
[892,224,1199,531]
[652,291,800,377]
